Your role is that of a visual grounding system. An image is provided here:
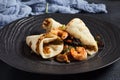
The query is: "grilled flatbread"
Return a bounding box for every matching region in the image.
[26,33,64,59]
[42,18,62,32]
[66,18,98,55]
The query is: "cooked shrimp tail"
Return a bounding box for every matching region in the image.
[70,47,87,60]
[50,29,68,40]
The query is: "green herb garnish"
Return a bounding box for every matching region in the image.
[59,25,66,30]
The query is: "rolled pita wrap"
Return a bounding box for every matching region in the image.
[26,33,64,59]
[42,18,63,32]
[66,18,98,55]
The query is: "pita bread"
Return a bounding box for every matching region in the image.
[26,33,64,59]
[66,18,98,55]
[42,18,62,32]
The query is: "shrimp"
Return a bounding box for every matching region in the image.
[70,47,87,60]
[56,54,70,63]
[50,29,68,40]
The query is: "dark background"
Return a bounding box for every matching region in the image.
[0,0,120,80]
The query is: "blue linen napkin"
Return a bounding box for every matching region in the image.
[0,0,107,28]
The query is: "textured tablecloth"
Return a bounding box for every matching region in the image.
[0,0,107,28]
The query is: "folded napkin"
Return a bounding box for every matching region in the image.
[0,0,107,28]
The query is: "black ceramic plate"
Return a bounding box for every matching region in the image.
[0,14,120,74]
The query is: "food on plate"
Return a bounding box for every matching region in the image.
[26,34,44,55]
[42,18,62,32]
[26,18,100,63]
[70,47,87,61]
[66,18,98,55]
[26,33,64,59]
[50,29,68,40]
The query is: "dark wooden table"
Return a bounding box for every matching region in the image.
[0,1,120,80]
